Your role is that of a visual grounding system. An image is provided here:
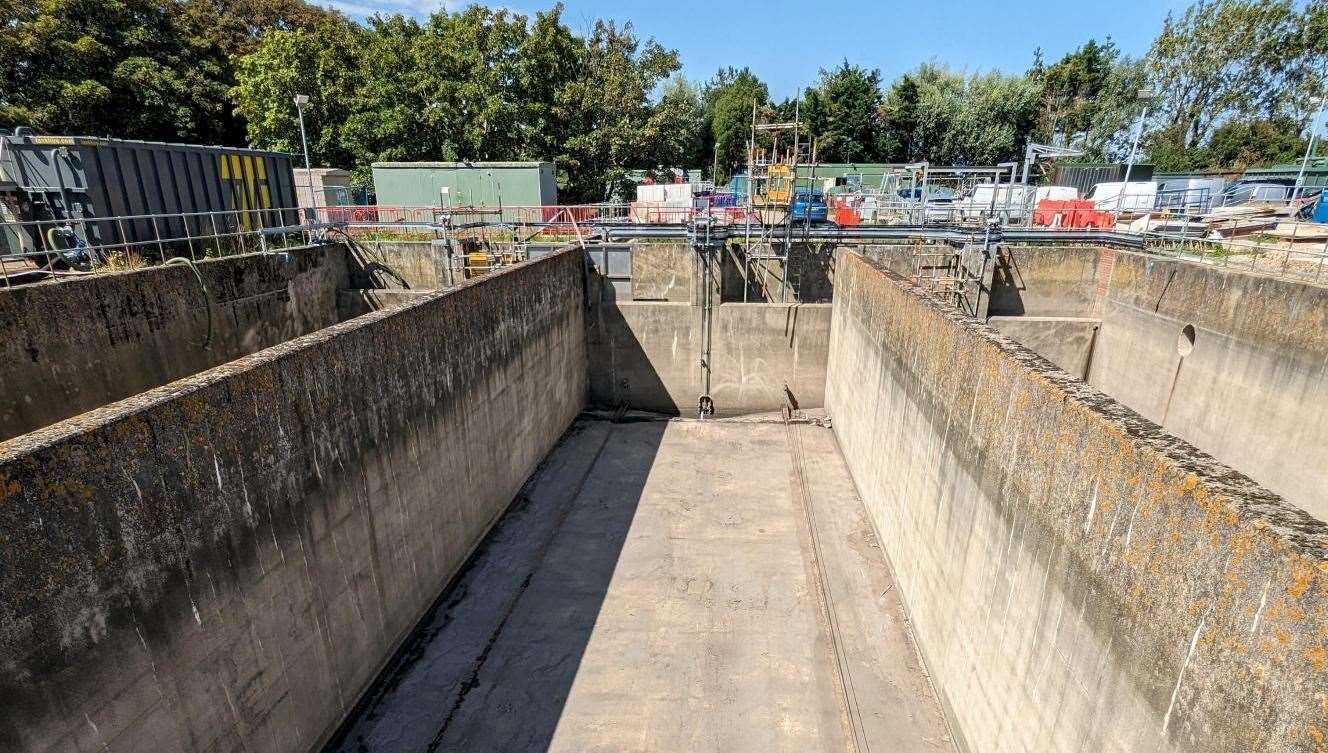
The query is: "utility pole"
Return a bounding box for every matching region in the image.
[1118,89,1157,213]
[1293,95,1326,201]
[293,94,317,222]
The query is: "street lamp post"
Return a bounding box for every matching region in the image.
[1293,95,1326,201]
[1119,88,1157,214]
[293,94,317,222]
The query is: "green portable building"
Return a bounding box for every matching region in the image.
[371,161,557,214]
[1240,157,1328,190]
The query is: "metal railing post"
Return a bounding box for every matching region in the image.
[150,216,165,258]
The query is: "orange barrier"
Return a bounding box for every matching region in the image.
[834,206,860,226]
[1033,199,1114,229]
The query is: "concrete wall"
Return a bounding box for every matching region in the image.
[723,243,837,303]
[1088,252,1328,520]
[0,249,588,753]
[350,240,451,290]
[827,250,1328,753]
[588,301,830,415]
[988,316,1100,379]
[989,244,1106,317]
[0,244,347,441]
[336,289,435,320]
[631,241,695,302]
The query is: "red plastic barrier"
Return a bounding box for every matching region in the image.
[1034,199,1113,229]
[834,206,860,226]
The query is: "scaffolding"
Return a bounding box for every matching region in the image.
[739,100,825,303]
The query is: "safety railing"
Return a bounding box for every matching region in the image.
[1140,221,1328,284]
[0,207,315,286]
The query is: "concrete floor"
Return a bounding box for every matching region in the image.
[327,418,953,753]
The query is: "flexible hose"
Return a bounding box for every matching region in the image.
[326,226,410,288]
[163,257,213,349]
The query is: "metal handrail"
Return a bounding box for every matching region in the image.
[0,206,315,286]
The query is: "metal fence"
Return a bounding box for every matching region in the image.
[7,196,1328,288]
[1140,227,1328,284]
[0,207,315,286]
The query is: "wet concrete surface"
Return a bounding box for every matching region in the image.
[327,417,953,753]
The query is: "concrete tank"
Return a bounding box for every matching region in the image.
[0,241,1323,753]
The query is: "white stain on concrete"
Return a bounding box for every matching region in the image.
[1162,610,1208,735]
[1250,578,1271,637]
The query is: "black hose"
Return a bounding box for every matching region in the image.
[163,257,212,349]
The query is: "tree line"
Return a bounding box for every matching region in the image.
[3,0,1326,202]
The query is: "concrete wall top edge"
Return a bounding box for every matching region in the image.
[0,247,584,464]
[0,244,333,294]
[853,250,1328,554]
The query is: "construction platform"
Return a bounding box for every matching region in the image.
[327,418,954,753]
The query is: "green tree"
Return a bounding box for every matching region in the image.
[1204,117,1306,168]
[558,20,681,201]
[1035,39,1114,143]
[803,61,884,162]
[513,4,581,164]
[340,15,427,178]
[643,77,705,176]
[1149,0,1307,150]
[701,67,769,183]
[882,64,1040,165]
[0,0,234,141]
[879,73,920,161]
[182,0,333,64]
[413,6,528,162]
[1146,116,1307,171]
[230,17,363,169]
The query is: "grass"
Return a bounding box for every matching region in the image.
[100,250,149,271]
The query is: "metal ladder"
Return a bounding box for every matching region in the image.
[910,244,965,306]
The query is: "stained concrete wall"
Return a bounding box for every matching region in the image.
[989,245,1106,317]
[827,250,1328,753]
[631,241,695,301]
[1088,252,1328,520]
[0,249,588,753]
[350,240,451,289]
[723,243,837,303]
[588,301,829,415]
[0,244,348,441]
[988,316,1100,379]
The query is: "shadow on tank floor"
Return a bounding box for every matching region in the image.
[324,416,955,753]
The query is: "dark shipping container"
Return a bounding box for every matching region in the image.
[0,133,299,255]
[1049,163,1154,196]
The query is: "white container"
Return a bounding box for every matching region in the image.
[1035,186,1079,202]
[1089,181,1157,211]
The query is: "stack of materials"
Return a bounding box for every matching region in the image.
[1198,204,1286,237]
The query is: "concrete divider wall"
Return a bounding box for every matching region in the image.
[827,250,1328,753]
[989,244,1106,317]
[0,249,587,753]
[588,301,830,415]
[1088,252,1328,520]
[631,241,695,301]
[0,243,348,441]
[987,316,1100,378]
[351,240,451,289]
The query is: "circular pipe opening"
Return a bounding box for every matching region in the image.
[1177,324,1196,357]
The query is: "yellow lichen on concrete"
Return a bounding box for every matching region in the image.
[0,472,22,500]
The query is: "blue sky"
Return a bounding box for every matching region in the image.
[325,1,1190,98]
